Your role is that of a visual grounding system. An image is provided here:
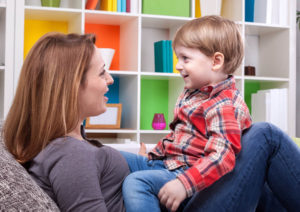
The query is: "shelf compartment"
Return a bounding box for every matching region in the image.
[244,79,289,113]
[140,77,183,130]
[25,0,82,9]
[107,74,138,129]
[140,132,168,145]
[141,17,188,73]
[85,131,138,145]
[24,8,82,59]
[244,24,289,78]
[85,12,138,71]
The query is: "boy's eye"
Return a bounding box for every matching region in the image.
[182,56,189,61]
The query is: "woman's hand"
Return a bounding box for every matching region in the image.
[138,142,147,157]
[158,179,187,212]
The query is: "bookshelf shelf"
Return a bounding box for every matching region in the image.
[85,129,137,133]
[25,7,82,21]
[140,130,171,134]
[1,0,296,146]
[244,76,290,82]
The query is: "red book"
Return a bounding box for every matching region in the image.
[85,0,98,10]
[126,0,130,12]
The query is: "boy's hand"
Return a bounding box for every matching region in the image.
[138,142,147,157]
[158,178,187,212]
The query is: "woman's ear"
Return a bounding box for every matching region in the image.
[212,52,224,72]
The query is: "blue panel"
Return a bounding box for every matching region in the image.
[107,77,119,103]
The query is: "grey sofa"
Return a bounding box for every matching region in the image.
[0,124,60,211]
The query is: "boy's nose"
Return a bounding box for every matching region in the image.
[175,62,183,72]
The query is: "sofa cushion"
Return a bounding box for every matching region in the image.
[0,123,60,211]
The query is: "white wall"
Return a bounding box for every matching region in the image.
[296,1,300,137]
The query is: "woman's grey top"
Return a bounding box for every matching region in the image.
[28,136,129,212]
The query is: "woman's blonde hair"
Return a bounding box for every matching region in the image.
[2,32,96,163]
[173,15,244,74]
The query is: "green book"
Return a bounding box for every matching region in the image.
[167,40,173,73]
[142,0,190,17]
[154,40,168,73]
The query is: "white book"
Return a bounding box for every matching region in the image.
[279,0,288,26]
[251,90,270,123]
[269,89,281,129]
[271,0,280,25]
[279,88,288,132]
[130,0,138,14]
[254,0,272,24]
[200,0,222,16]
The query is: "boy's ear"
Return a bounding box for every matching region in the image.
[212,52,224,72]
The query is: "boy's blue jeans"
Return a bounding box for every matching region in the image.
[121,123,300,212]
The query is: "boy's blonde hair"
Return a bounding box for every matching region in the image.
[173,15,244,74]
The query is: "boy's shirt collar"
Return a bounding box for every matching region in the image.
[185,75,235,99]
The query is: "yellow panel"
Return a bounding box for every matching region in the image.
[24,19,68,59]
[173,51,179,73]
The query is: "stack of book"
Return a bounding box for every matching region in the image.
[154,40,173,73]
[251,88,288,132]
[245,0,288,25]
[85,0,138,13]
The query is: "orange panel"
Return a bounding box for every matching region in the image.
[85,24,120,70]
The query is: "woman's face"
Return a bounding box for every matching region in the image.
[78,47,114,120]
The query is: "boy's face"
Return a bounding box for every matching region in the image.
[175,45,214,90]
[175,45,214,89]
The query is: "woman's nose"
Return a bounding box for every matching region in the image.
[106,72,114,85]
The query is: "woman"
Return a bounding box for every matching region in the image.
[2,32,129,211]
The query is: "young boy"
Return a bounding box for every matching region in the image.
[121,15,252,212]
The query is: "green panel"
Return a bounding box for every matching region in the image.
[141,79,169,130]
[142,0,190,17]
[244,81,261,114]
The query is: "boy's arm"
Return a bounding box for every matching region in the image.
[176,104,251,197]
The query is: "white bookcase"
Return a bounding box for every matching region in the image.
[1,0,296,149]
[0,0,15,122]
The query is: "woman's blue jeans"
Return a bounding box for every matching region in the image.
[121,123,300,212]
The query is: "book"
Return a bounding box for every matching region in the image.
[245,0,255,22]
[142,0,190,17]
[195,0,201,18]
[254,0,272,24]
[173,51,179,73]
[167,40,173,73]
[121,0,126,12]
[279,0,288,26]
[130,0,138,13]
[154,40,168,73]
[85,0,99,10]
[251,88,288,132]
[200,0,222,16]
[117,0,122,12]
[112,0,117,12]
[126,0,131,13]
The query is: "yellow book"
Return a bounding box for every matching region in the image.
[101,0,110,11]
[173,51,179,73]
[195,0,201,18]
[112,0,117,12]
